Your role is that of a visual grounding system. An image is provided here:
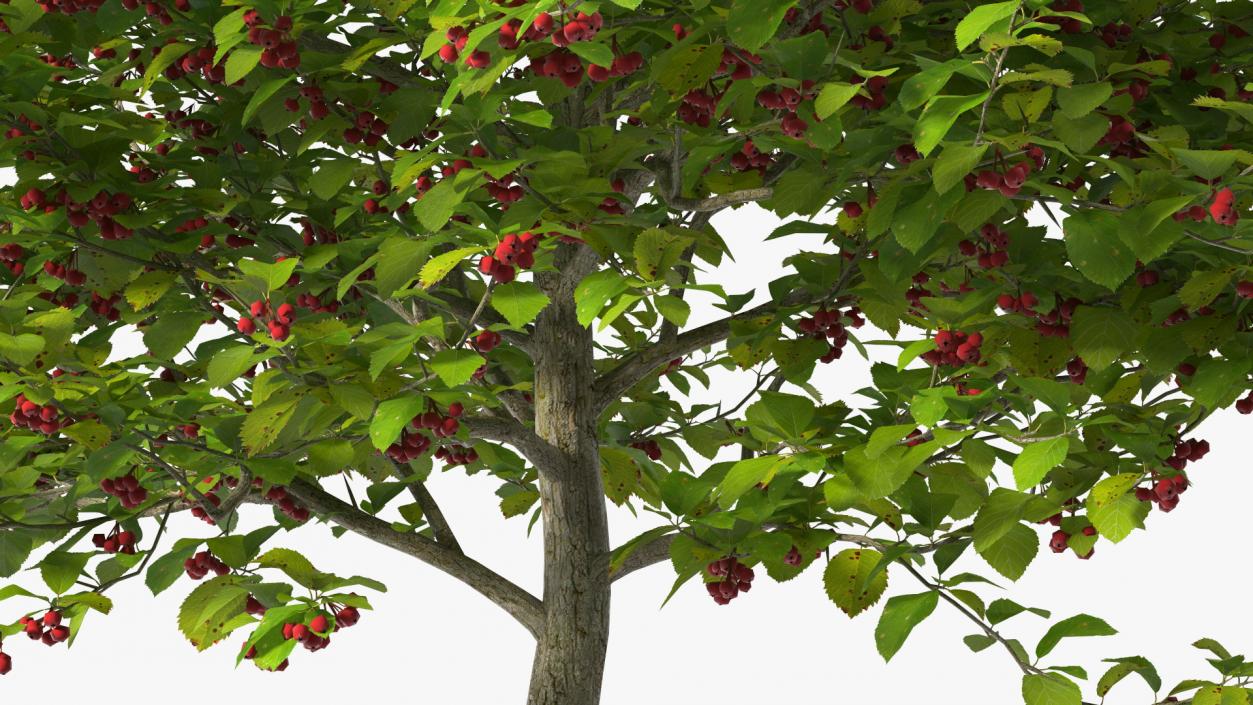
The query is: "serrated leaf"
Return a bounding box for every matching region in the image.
[933,142,988,194]
[815,82,862,119]
[429,349,484,387]
[955,1,1019,51]
[823,548,889,617]
[143,43,192,94]
[1070,306,1138,371]
[1063,210,1136,290]
[369,396,426,451]
[875,591,939,661]
[374,238,430,297]
[914,92,990,156]
[40,552,92,595]
[1036,614,1117,658]
[419,246,483,289]
[600,447,638,506]
[1013,437,1069,489]
[177,575,251,651]
[243,76,294,126]
[309,159,357,201]
[491,281,550,328]
[1023,673,1082,705]
[575,270,630,327]
[125,270,176,311]
[241,396,300,456]
[225,46,262,84]
[1056,82,1112,119]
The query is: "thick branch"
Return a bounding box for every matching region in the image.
[660,186,774,212]
[462,416,566,474]
[286,478,544,637]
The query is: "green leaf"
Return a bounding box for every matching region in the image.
[0,532,32,577]
[238,257,300,293]
[143,43,192,94]
[823,548,889,617]
[933,143,989,194]
[717,455,791,509]
[124,270,177,311]
[331,384,376,420]
[419,246,483,289]
[955,1,1019,51]
[727,0,797,52]
[369,396,426,450]
[1037,614,1118,658]
[491,281,550,328]
[177,575,251,650]
[815,82,862,119]
[1056,82,1112,119]
[417,170,476,232]
[1063,210,1136,290]
[1193,685,1250,705]
[146,544,200,596]
[1052,112,1107,153]
[1086,473,1145,543]
[207,345,261,388]
[309,159,358,201]
[374,238,430,296]
[40,552,92,595]
[914,92,990,156]
[977,523,1038,581]
[1022,673,1082,705]
[1178,269,1235,310]
[655,296,691,327]
[59,591,113,614]
[754,391,815,439]
[633,228,692,281]
[654,44,724,97]
[241,395,300,456]
[225,46,262,84]
[1013,437,1069,489]
[0,333,44,365]
[875,591,939,661]
[600,447,638,506]
[429,349,485,387]
[1097,657,1160,697]
[899,59,965,111]
[243,76,294,125]
[254,548,320,588]
[1173,148,1238,181]
[566,41,614,69]
[1070,306,1138,371]
[575,270,630,327]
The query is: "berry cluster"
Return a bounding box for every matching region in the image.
[968,147,1044,197]
[91,524,137,555]
[1164,437,1209,471]
[1135,473,1189,513]
[705,557,755,605]
[531,48,586,88]
[998,293,1081,338]
[471,329,503,353]
[42,258,87,286]
[18,610,70,646]
[630,439,662,461]
[922,330,983,367]
[1097,20,1133,48]
[1048,526,1096,559]
[244,12,300,70]
[957,223,1011,270]
[183,550,230,580]
[386,429,433,463]
[238,299,296,341]
[8,394,66,435]
[730,140,775,174]
[100,474,147,509]
[0,243,24,276]
[21,187,135,240]
[0,646,9,675]
[281,613,333,653]
[797,306,865,363]
[587,50,645,83]
[847,74,889,111]
[344,110,391,148]
[88,291,122,321]
[263,485,311,522]
[479,231,542,284]
[434,443,478,467]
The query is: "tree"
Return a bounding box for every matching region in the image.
[0,0,1251,702]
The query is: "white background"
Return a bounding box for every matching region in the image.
[2,200,1250,704]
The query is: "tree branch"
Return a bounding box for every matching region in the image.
[408,482,461,552]
[592,258,860,413]
[462,416,566,475]
[285,477,544,637]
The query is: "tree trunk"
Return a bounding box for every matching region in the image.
[527,261,611,705]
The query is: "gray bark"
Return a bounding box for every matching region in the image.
[526,251,611,705]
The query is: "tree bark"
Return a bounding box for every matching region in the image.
[527,254,611,705]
